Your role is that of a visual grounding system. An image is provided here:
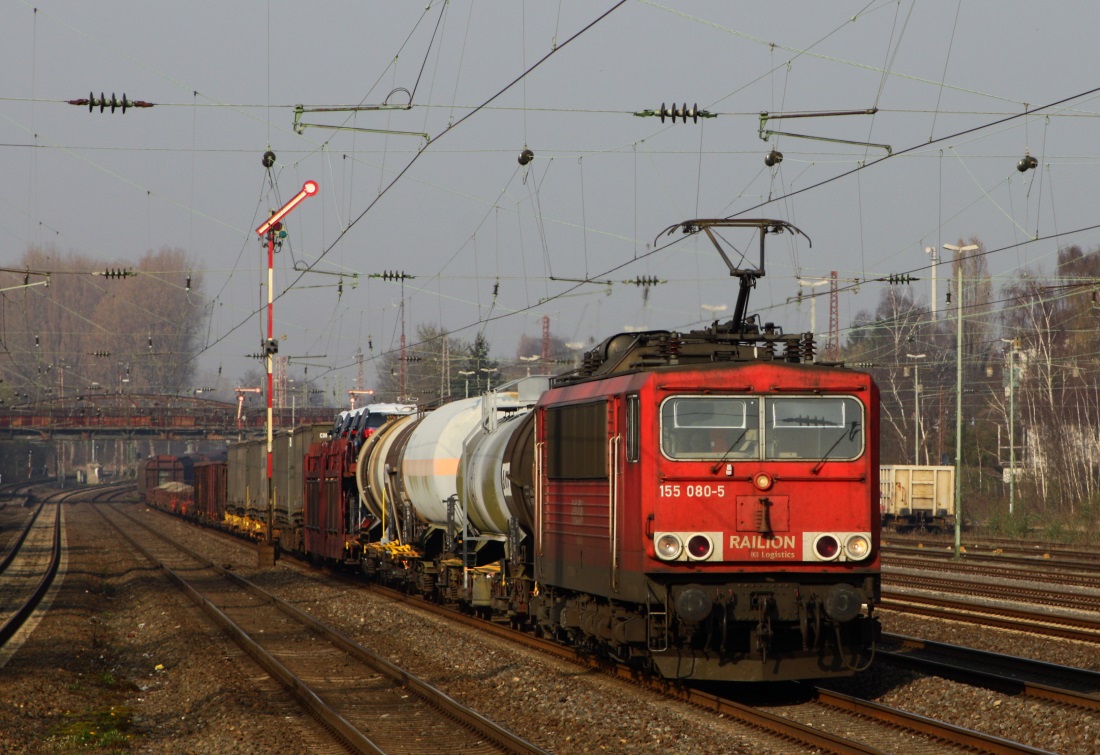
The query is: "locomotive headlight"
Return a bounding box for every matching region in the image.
[752,472,773,491]
[675,588,713,623]
[845,534,872,560]
[813,533,841,560]
[655,533,683,560]
[686,534,713,560]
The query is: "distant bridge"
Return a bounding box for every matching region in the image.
[0,394,336,439]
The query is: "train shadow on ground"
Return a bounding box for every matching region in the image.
[692,660,916,706]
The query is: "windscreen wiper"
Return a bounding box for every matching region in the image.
[710,428,750,474]
[811,421,860,475]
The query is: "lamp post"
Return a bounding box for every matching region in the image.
[944,243,979,557]
[1001,337,1019,514]
[480,367,498,392]
[906,353,926,465]
[924,246,940,322]
[458,370,475,398]
[255,177,318,549]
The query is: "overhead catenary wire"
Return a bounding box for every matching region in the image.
[6,2,1100,389]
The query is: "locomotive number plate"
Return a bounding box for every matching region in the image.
[658,483,727,499]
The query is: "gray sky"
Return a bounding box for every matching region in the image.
[2,1,1097,393]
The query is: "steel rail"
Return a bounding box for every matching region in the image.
[346,577,1027,754]
[812,688,1052,755]
[102,504,547,755]
[880,633,1100,712]
[879,593,1100,643]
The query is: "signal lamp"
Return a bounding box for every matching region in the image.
[686,534,713,560]
[752,472,773,491]
[813,533,840,560]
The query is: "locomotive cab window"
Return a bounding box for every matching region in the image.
[765,397,863,460]
[660,397,760,460]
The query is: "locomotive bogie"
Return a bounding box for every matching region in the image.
[524,571,877,681]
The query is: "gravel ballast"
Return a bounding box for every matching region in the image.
[3,500,1098,753]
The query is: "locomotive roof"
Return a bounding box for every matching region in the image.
[552,321,849,388]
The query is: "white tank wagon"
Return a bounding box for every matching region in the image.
[457,409,537,537]
[356,413,421,541]
[355,378,547,553]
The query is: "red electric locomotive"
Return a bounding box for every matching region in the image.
[530,344,879,680]
[525,219,880,681]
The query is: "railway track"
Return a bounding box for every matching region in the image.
[0,483,131,660]
[260,548,1051,753]
[887,535,1100,564]
[885,554,1100,592]
[881,539,1100,643]
[886,571,1100,613]
[879,591,1100,643]
[0,497,59,653]
[879,633,1100,712]
[97,503,547,755]
[884,540,1100,573]
[137,505,1089,752]
[364,586,1054,753]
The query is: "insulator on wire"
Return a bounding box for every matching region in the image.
[885,273,917,285]
[633,102,715,122]
[661,102,700,123]
[376,270,414,281]
[626,275,662,287]
[67,92,154,113]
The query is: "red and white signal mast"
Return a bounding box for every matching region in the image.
[255,160,318,551]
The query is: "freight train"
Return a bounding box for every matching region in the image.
[138,219,881,682]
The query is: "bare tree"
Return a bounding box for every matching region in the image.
[0,245,205,400]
